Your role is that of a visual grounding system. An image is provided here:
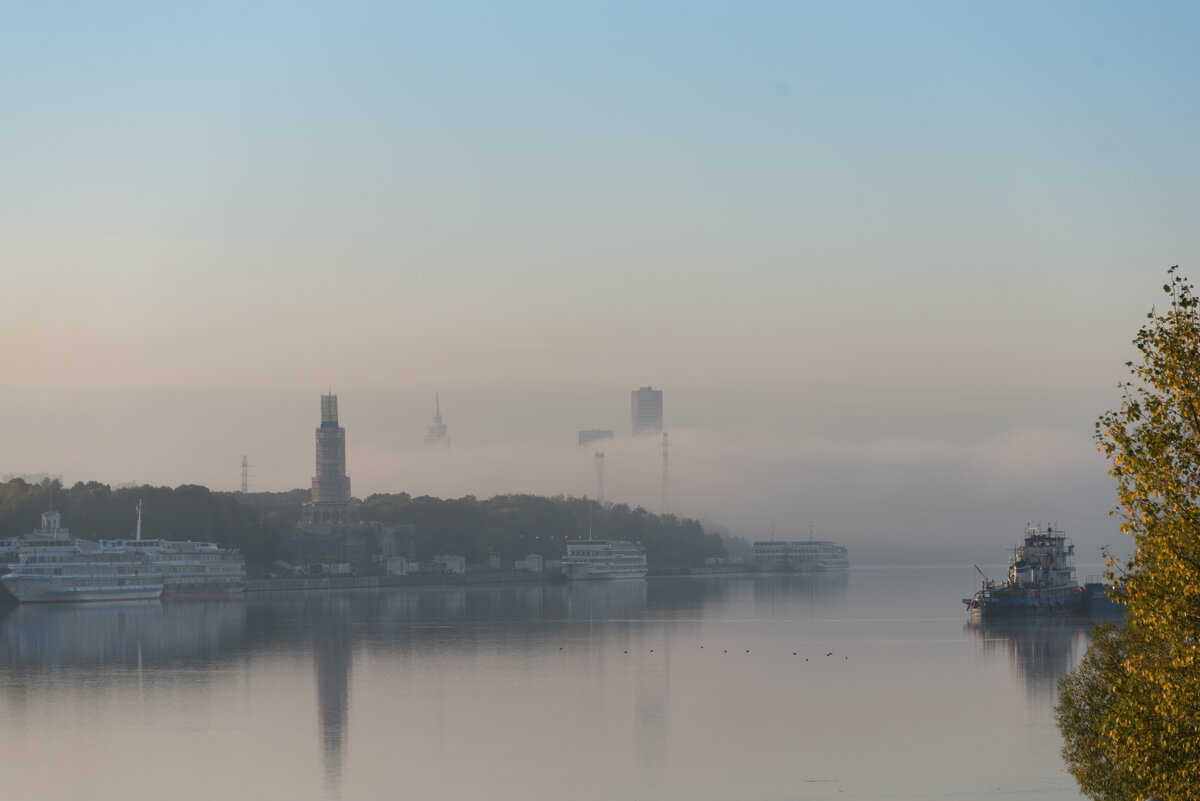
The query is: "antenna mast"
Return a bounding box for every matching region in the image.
[241,455,249,494]
[662,431,669,514]
[595,451,605,504]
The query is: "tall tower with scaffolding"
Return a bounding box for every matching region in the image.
[424,393,451,449]
[301,393,360,526]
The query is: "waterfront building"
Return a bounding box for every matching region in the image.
[433,554,466,574]
[516,554,544,572]
[631,386,663,435]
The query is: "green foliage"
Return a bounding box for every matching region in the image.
[1056,624,1143,801]
[1,480,724,576]
[0,478,285,576]
[1059,267,1200,800]
[234,489,309,532]
[361,492,725,566]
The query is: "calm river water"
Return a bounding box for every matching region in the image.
[0,566,1093,801]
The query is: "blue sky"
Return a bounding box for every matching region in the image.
[3,2,1199,560]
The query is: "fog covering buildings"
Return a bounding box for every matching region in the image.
[424,393,450,449]
[578,428,614,447]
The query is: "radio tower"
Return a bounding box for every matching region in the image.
[240,455,249,494]
[662,432,669,513]
[595,451,605,504]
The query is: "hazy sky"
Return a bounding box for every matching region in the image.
[4,2,1199,563]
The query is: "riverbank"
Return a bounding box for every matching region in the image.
[245,570,562,593]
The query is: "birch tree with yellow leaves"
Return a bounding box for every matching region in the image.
[1058,267,1200,800]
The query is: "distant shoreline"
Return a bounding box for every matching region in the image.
[245,570,561,593]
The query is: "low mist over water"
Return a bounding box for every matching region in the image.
[0,383,1123,567]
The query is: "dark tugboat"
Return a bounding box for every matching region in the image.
[964,524,1083,618]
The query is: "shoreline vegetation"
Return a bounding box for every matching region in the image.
[0,479,730,577]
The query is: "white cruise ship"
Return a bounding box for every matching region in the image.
[123,501,246,596]
[0,510,160,603]
[0,510,84,565]
[1,547,164,603]
[561,539,648,580]
[102,503,245,596]
[0,507,245,603]
[752,539,849,573]
[114,538,246,597]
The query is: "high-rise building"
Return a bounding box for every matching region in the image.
[631,386,663,435]
[301,393,360,525]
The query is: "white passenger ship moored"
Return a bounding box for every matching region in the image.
[752,539,849,572]
[0,509,85,566]
[1,548,164,603]
[561,539,648,580]
[125,501,246,596]
[121,538,247,597]
[1,506,246,603]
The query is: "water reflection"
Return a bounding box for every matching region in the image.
[751,572,849,610]
[565,578,648,619]
[247,582,663,798]
[969,617,1091,701]
[0,576,873,801]
[0,572,1082,801]
[0,599,247,672]
[311,596,352,797]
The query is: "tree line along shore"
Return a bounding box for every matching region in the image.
[0,479,730,576]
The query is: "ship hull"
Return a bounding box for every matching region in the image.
[966,586,1083,618]
[755,562,848,574]
[0,576,163,604]
[562,566,648,580]
[161,582,246,598]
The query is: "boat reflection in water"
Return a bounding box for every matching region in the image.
[968,617,1092,701]
[564,576,648,619]
[751,571,850,609]
[0,577,853,801]
[0,599,248,671]
[0,569,1092,801]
